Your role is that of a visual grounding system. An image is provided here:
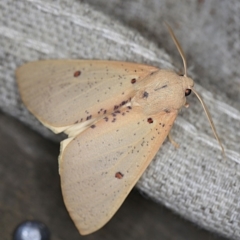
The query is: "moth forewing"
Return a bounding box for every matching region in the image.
[16,60,158,130]
[59,106,178,235]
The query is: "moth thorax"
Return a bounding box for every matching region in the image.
[133,70,192,115]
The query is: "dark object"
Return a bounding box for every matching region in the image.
[13,220,50,240]
[185,89,192,96]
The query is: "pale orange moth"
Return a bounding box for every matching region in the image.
[16,24,224,235]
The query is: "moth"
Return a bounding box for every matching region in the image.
[16,24,224,235]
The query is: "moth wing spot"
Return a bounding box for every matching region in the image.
[131,78,136,84]
[147,118,153,124]
[73,70,81,77]
[115,172,124,179]
[143,91,149,98]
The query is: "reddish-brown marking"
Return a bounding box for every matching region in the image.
[86,115,92,120]
[115,172,124,179]
[143,91,149,98]
[131,78,136,84]
[74,71,81,77]
[120,101,127,106]
[164,109,170,113]
[147,118,153,124]
[90,125,96,128]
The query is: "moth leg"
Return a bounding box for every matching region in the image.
[168,133,179,148]
[184,102,189,108]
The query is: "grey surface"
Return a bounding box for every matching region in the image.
[0,0,240,239]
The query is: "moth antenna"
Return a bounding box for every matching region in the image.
[165,22,187,77]
[191,88,225,155]
[165,23,224,155]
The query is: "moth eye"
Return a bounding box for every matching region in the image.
[185,89,191,96]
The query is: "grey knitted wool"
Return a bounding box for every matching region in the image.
[0,0,240,239]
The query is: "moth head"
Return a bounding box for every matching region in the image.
[134,70,194,115]
[179,75,194,97]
